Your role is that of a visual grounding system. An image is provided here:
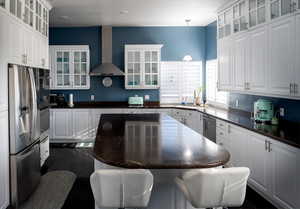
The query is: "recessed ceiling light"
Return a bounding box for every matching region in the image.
[120,10,129,15]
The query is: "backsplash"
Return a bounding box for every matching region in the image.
[50,26,206,102]
[229,93,300,123]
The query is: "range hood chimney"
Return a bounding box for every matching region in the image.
[90,26,124,76]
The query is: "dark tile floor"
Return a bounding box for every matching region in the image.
[43,145,277,209]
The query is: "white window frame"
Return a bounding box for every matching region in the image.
[206,59,229,109]
[160,61,203,104]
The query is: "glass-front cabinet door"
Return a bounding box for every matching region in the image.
[55,51,71,88]
[233,0,248,33]
[125,45,162,89]
[73,51,88,88]
[126,50,142,88]
[0,0,6,8]
[24,0,34,27]
[249,0,266,27]
[270,0,295,20]
[10,0,23,19]
[144,51,159,87]
[218,8,232,39]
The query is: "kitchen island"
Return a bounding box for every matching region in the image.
[92,113,230,209]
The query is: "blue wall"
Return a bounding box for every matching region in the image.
[50,26,206,102]
[205,21,217,61]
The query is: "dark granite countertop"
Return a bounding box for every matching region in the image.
[51,102,300,149]
[92,114,230,169]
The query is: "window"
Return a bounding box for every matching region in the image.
[160,61,202,104]
[206,59,228,108]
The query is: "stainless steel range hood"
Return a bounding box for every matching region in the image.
[90,26,124,76]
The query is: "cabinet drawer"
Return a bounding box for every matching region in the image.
[216,119,227,130]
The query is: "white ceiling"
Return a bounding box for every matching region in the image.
[49,0,227,27]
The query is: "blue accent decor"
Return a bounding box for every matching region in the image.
[50,26,206,102]
[205,21,217,61]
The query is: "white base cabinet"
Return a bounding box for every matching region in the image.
[0,111,9,209]
[218,121,300,209]
[40,136,50,166]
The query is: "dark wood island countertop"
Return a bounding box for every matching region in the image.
[92,113,230,169]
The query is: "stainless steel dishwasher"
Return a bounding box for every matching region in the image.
[203,115,216,142]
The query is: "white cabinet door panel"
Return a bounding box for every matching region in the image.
[233,34,248,91]
[0,111,10,209]
[8,17,23,65]
[268,17,295,96]
[218,38,233,90]
[0,11,8,112]
[295,14,300,97]
[271,141,300,209]
[247,133,271,194]
[248,26,268,93]
[51,109,73,139]
[73,110,90,140]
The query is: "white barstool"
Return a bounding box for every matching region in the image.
[90,169,153,209]
[175,167,250,209]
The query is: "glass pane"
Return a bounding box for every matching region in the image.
[81,52,87,62]
[128,75,134,86]
[64,63,69,73]
[134,75,140,85]
[219,27,224,39]
[30,12,33,26]
[134,63,140,73]
[0,0,5,8]
[128,52,134,62]
[74,63,80,74]
[250,11,257,27]
[57,63,62,73]
[224,10,231,24]
[225,24,231,36]
[281,0,292,15]
[152,75,158,85]
[81,76,87,86]
[145,75,151,85]
[234,20,240,32]
[249,0,256,11]
[258,7,266,24]
[240,17,248,31]
[145,51,151,62]
[271,1,280,19]
[24,8,29,24]
[152,51,158,61]
[10,0,15,14]
[239,1,246,16]
[74,75,80,86]
[74,52,80,62]
[63,52,69,62]
[64,75,70,85]
[17,0,22,18]
[128,63,134,73]
[134,52,140,62]
[152,63,158,73]
[145,63,151,73]
[57,75,63,86]
[299,0,300,9]
[57,52,63,62]
[81,63,87,74]
[258,0,265,7]
[233,5,239,18]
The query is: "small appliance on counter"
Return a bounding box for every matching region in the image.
[254,99,274,123]
[68,94,74,107]
[50,94,66,107]
[128,95,144,107]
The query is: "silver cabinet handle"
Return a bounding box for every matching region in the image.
[265,140,268,151]
[290,83,294,95]
[294,83,298,95]
[268,141,272,152]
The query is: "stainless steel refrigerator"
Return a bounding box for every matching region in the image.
[8,64,50,208]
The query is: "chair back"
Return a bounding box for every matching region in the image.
[175,167,250,208]
[90,169,153,208]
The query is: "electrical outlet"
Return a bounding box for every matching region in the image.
[235,100,239,107]
[91,95,95,101]
[280,108,285,117]
[144,95,150,101]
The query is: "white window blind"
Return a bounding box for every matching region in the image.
[160,61,202,104]
[206,59,228,107]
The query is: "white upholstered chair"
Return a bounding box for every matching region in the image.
[175,167,250,209]
[90,169,153,209]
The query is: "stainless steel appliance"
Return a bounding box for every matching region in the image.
[203,115,216,142]
[8,65,50,208]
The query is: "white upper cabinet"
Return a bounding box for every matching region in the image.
[270,0,296,20]
[218,37,234,90]
[248,25,268,92]
[50,45,90,90]
[249,0,267,28]
[233,0,249,33]
[233,33,249,91]
[125,45,163,89]
[294,13,300,96]
[218,8,233,39]
[268,16,294,96]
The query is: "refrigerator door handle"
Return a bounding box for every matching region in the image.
[28,68,38,140]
